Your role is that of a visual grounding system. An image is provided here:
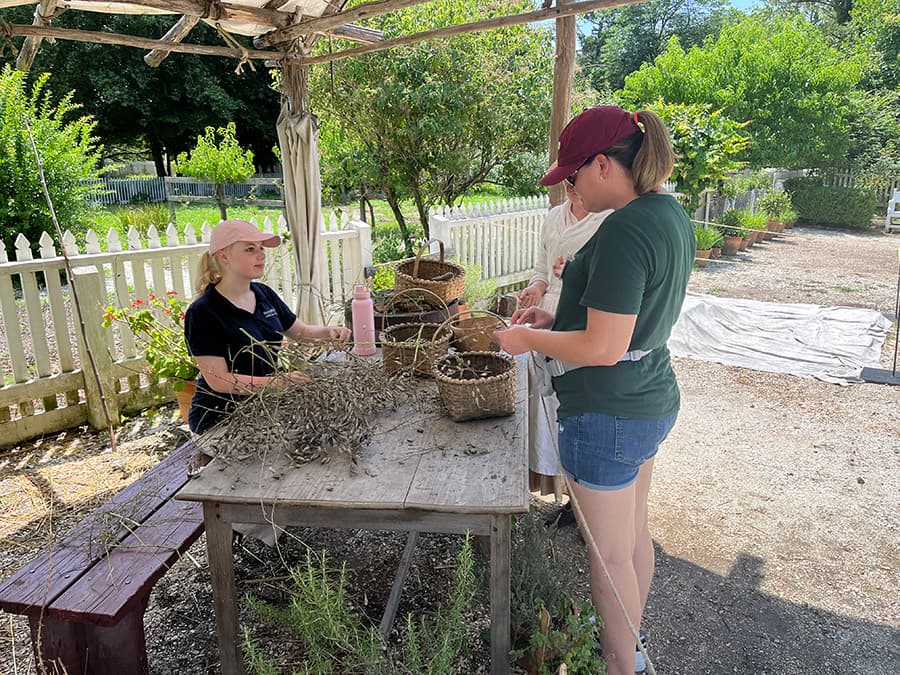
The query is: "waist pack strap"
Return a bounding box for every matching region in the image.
[545,349,653,378]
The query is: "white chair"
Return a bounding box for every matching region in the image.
[887,190,900,233]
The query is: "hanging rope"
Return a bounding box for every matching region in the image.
[0,19,19,57]
[215,23,255,74]
[540,386,656,675]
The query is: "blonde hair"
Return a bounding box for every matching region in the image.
[195,251,222,295]
[606,110,675,195]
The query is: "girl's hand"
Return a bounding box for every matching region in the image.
[326,326,351,347]
[518,282,547,309]
[493,325,533,355]
[509,306,554,329]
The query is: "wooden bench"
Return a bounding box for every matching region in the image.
[0,441,205,675]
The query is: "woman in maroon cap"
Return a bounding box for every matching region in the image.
[496,106,695,674]
[185,219,350,435]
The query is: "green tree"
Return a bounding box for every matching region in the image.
[173,123,255,220]
[0,11,279,175]
[648,100,750,212]
[579,0,734,93]
[0,66,103,249]
[618,14,866,168]
[310,0,553,256]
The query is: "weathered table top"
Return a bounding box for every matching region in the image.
[177,358,529,515]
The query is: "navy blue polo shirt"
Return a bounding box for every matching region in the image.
[184,282,297,434]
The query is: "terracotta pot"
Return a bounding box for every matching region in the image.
[710,247,722,259]
[174,380,197,424]
[767,220,784,233]
[695,249,712,267]
[738,237,750,251]
[722,235,742,256]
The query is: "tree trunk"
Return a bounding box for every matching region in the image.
[149,138,167,177]
[410,185,431,240]
[216,183,228,221]
[384,185,414,257]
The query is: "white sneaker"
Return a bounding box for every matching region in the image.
[634,633,649,673]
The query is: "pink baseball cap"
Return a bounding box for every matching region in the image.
[209,220,281,255]
[540,106,642,186]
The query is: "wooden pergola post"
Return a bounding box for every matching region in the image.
[548,0,577,207]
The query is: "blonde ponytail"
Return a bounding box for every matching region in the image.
[195,252,222,296]
[606,110,676,195]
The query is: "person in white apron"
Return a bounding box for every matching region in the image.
[519,183,611,500]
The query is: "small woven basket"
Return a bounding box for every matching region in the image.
[380,322,452,378]
[447,309,506,352]
[394,239,465,307]
[432,351,517,422]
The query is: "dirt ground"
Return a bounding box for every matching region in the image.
[1,225,898,674]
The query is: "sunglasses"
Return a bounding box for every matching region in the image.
[565,155,597,187]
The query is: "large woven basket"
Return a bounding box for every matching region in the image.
[394,239,465,307]
[433,352,517,421]
[380,322,452,378]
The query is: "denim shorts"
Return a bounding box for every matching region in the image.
[558,412,677,491]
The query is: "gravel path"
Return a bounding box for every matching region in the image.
[1,226,898,674]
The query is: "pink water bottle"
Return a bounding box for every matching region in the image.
[351,285,376,356]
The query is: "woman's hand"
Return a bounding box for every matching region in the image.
[493,325,534,355]
[509,306,555,329]
[518,281,547,309]
[552,255,567,279]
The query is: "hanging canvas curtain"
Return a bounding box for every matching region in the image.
[276,104,323,325]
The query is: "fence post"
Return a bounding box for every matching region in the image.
[430,215,451,254]
[71,266,119,429]
[353,220,373,269]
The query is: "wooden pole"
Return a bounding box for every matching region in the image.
[282,0,647,67]
[15,0,58,72]
[548,0,576,206]
[3,23,282,60]
[144,15,199,67]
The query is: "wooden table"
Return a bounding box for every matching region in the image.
[176,360,528,674]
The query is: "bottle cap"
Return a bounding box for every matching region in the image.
[353,285,370,299]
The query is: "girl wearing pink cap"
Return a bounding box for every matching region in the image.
[184,219,349,435]
[496,106,695,674]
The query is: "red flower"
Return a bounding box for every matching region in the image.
[165,290,178,296]
[148,293,157,301]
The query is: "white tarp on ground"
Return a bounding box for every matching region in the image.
[668,293,893,385]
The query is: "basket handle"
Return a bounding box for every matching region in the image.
[411,238,445,278]
[381,286,450,314]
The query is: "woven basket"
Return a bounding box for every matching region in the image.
[394,239,465,307]
[447,309,506,352]
[433,352,517,422]
[380,322,452,378]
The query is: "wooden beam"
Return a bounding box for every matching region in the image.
[16,0,59,72]
[0,0,35,8]
[69,0,293,29]
[4,23,282,60]
[548,0,576,207]
[286,0,648,67]
[144,15,199,67]
[255,0,424,48]
[327,24,383,45]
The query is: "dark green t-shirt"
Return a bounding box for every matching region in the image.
[552,192,695,420]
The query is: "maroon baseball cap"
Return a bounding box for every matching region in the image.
[209,220,281,255]
[540,106,641,186]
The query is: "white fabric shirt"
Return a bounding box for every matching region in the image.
[530,201,612,314]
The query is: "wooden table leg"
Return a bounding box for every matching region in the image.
[203,502,244,675]
[490,514,511,675]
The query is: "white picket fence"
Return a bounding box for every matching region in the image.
[429,195,550,288]
[0,212,371,447]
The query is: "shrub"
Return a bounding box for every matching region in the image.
[694,224,723,250]
[0,66,104,251]
[784,177,877,228]
[756,190,796,222]
[114,203,171,239]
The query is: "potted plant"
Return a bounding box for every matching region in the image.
[718,210,744,255]
[739,209,769,245]
[756,190,796,233]
[693,224,722,265]
[102,292,199,421]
